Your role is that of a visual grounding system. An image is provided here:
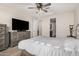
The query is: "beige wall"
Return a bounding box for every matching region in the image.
[0,5,40,38]
[41,17,50,37]
[74,6,79,36]
[40,12,74,37]
[56,12,74,37]
[0,5,75,38]
[0,5,32,31]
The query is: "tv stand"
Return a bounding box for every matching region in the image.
[9,31,30,47]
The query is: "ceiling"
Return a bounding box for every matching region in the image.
[0,3,78,17]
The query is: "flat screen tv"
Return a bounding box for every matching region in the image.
[12,18,29,31]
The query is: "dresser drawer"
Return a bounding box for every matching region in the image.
[10,32,17,36]
[0,44,5,50]
[11,35,17,39]
[0,24,8,50]
[0,41,5,49]
[0,26,5,30]
[11,38,17,42]
[0,35,5,39]
[0,30,5,34]
[0,39,5,43]
[10,41,17,47]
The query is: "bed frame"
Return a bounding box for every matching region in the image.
[21,50,34,56]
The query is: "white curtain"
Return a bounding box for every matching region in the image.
[32,19,39,37]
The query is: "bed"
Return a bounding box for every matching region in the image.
[18,36,79,56]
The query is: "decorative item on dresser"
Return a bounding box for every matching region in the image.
[69,25,74,37]
[67,25,75,38]
[9,31,30,47]
[0,24,9,51]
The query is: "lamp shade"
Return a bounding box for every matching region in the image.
[69,25,73,29]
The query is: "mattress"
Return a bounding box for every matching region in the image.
[18,36,79,56]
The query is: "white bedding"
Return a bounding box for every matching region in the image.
[18,36,79,56]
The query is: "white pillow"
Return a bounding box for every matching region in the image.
[35,41,39,44]
[40,42,45,45]
[46,44,51,46]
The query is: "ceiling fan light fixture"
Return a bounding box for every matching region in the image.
[28,3,51,13]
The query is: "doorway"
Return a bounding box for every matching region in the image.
[50,18,56,37]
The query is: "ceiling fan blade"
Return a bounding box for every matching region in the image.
[43,3,51,7]
[28,7,36,9]
[42,9,48,12]
[44,7,50,9]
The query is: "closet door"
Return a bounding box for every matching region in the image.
[37,20,42,36]
[32,19,39,37]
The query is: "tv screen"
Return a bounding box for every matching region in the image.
[12,18,29,31]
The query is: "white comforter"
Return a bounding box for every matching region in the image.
[18,36,79,56]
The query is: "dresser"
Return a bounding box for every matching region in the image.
[0,24,9,51]
[9,31,30,47]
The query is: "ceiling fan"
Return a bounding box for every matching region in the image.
[28,3,51,13]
